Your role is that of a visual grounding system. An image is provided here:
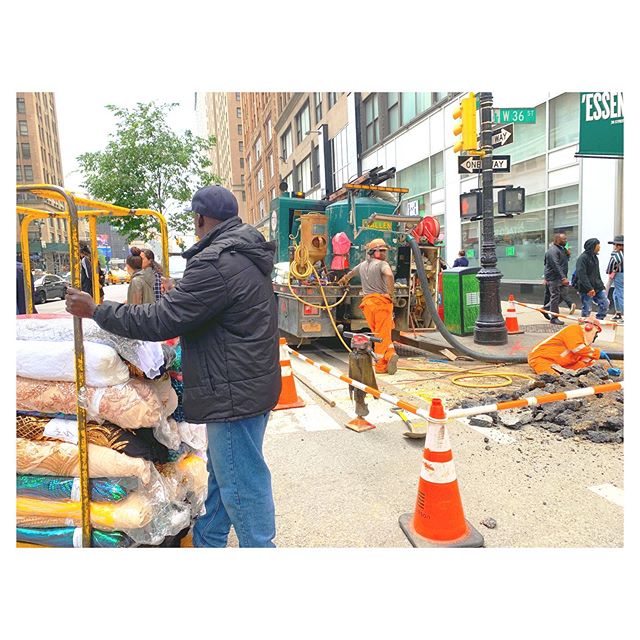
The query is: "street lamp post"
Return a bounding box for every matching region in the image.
[474,92,507,345]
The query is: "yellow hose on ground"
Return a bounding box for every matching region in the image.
[399,364,534,388]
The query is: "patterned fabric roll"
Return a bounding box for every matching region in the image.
[16,527,134,548]
[17,474,137,502]
[16,437,152,484]
[16,414,170,463]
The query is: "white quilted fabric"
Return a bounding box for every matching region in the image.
[16,340,130,387]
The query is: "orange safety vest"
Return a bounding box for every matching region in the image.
[528,324,600,372]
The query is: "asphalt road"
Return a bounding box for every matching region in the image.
[34,288,624,548]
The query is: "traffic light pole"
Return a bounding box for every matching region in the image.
[474,92,508,345]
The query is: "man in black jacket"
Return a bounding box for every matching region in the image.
[542,233,571,325]
[575,237,609,320]
[65,185,281,548]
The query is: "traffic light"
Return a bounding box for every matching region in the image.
[498,187,525,214]
[453,92,478,153]
[460,191,482,218]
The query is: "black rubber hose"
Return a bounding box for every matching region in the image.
[406,236,623,362]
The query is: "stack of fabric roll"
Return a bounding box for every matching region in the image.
[16,314,208,548]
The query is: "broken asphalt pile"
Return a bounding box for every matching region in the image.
[451,365,623,444]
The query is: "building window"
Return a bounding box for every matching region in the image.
[364,95,379,149]
[24,165,34,181]
[283,173,293,192]
[548,185,579,273]
[295,102,311,145]
[247,154,251,173]
[328,92,338,108]
[549,93,580,149]
[19,120,28,136]
[237,124,243,136]
[396,159,429,195]
[235,93,241,101]
[239,141,244,152]
[430,151,444,190]
[240,174,245,185]
[281,127,292,161]
[257,167,264,191]
[21,143,31,160]
[258,199,265,218]
[242,191,246,202]
[17,97,26,113]
[387,92,400,134]
[236,107,242,118]
[268,153,274,177]
[16,165,22,181]
[314,92,323,122]
[239,157,244,169]
[255,137,262,160]
[331,127,351,190]
[312,145,320,186]
[298,155,313,193]
[270,187,276,202]
[266,118,272,142]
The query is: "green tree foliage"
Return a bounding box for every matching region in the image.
[77,102,219,242]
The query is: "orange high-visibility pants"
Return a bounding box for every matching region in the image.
[528,323,600,375]
[360,293,396,373]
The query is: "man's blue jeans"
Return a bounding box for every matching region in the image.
[193,412,276,548]
[580,289,609,319]
[613,272,624,314]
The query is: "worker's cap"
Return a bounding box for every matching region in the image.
[190,185,238,221]
[608,234,624,245]
[367,238,389,251]
[579,317,602,332]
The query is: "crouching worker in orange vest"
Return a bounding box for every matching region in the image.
[528,318,603,376]
[337,238,399,375]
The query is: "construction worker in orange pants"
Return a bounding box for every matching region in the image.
[528,318,603,375]
[338,238,399,375]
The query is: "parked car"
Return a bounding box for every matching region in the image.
[62,271,72,284]
[33,273,68,305]
[107,267,130,285]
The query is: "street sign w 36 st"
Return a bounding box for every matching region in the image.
[493,108,536,124]
[458,155,511,174]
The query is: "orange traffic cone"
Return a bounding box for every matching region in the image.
[273,338,305,411]
[505,294,524,335]
[399,398,484,547]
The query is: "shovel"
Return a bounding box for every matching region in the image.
[391,407,428,439]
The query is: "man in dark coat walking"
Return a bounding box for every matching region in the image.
[575,237,609,320]
[542,233,572,325]
[65,185,281,548]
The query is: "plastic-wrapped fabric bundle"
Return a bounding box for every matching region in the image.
[177,422,207,452]
[17,474,137,502]
[158,452,208,518]
[16,340,130,387]
[16,527,135,548]
[17,492,155,529]
[16,376,176,432]
[16,315,166,379]
[16,414,171,463]
[16,437,152,484]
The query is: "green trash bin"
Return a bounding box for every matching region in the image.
[442,267,480,336]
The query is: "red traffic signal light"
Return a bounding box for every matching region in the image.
[460,191,482,218]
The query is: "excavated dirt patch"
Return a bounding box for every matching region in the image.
[450,365,623,444]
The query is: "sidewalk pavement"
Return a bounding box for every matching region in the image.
[395,299,624,363]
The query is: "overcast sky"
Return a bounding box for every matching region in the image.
[55,91,198,192]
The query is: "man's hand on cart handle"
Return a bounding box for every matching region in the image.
[65,287,97,319]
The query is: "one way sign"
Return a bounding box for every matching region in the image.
[458,155,511,174]
[492,123,514,148]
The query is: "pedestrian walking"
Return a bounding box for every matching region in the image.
[65,185,281,548]
[80,245,105,302]
[542,233,575,324]
[125,253,155,304]
[574,238,609,320]
[338,238,399,375]
[139,248,164,301]
[606,235,623,324]
[452,250,469,268]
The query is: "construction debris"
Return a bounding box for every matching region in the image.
[451,365,623,444]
